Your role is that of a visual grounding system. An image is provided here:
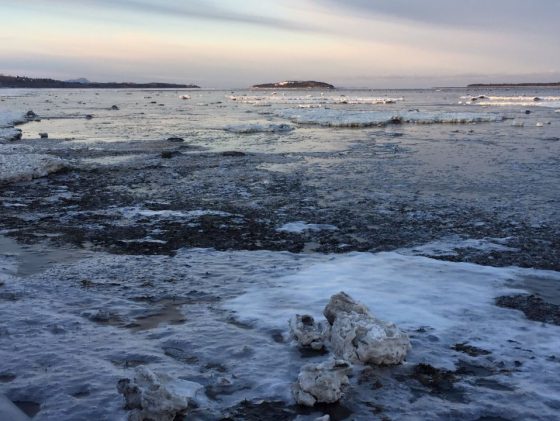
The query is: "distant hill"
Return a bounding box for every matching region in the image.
[467,82,560,88]
[65,78,91,84]
[0,75,199,89]
[252,80,335,89]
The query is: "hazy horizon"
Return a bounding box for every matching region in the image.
[2,0,560,88]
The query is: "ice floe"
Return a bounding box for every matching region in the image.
[462,95,560,108]
[275,109,505,127]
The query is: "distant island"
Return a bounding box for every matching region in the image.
[467,82,560,88]
[0,75,200,89]
[252,80,335,89]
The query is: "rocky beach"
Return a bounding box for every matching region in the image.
[1,87,560,420]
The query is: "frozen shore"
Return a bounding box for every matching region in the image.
[1,87,559,419]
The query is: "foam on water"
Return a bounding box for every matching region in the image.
[1,247,560,419]
[275,109,505,127]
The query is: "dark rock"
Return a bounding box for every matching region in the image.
[161,150,181,159]
[525,110,531,114]
[452,343,491,357]
[26,110,37,118]
[221,151,246,157]
[167,137,185,143]
[85,114,93,120]
[39,133,48,139]
[111,105,119,110]
[495,294,560,325]
[13,400,41,418]
[220,400,296,421]
[411,363,457,392]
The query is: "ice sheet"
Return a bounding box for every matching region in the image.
[0,145,67,185]
[1,248,560,419]
[275,109,505,127]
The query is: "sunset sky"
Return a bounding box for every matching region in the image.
[1,0,559,88]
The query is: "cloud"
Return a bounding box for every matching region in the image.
[16,0,318,32]
[316,0,560,33]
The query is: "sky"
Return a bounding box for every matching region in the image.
[1,0,559,88]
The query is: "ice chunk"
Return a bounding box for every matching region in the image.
[323,291,370,324]
[289,314,330,350]
[325,292,410,365]
[330,311,411,365]
[117,366,203,421]
[292,358,351,406]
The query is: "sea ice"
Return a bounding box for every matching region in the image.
[289,314,329,350]
[275,109,504,127]
[292,358,351,407]
[117,366,203,421]
[0,145,67,185]
[324,292,411,365]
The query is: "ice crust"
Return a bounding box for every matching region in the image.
[462,95,560,108]
[0,145,67,185]
[277,221,338,233]
[275,109,505,127]
[2,248,560,419]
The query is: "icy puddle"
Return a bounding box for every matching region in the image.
[1,247,560,420]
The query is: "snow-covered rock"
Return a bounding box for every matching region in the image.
[325,292,410,365]
[117,366,203,421]
[292,358,351,407]
[289,314,329,350]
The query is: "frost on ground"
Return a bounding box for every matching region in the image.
[0,145,68,185]
[2,248,560,420]
[275,109,505,127]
